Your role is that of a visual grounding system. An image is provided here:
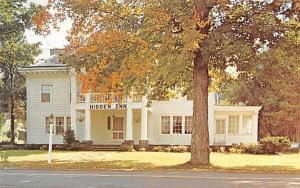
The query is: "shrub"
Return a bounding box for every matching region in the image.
[119,144,134,152]
[0,151,8,162]
[63,129,76,147]
[164,147,171,152]
[229,148,243,154]
[152,146,164,152]
[170,145,188,153]
[244,143,262,154]
[260,135,291,154]
[40,145,48,150]
[219,146,225,153]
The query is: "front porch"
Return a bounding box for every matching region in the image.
[71,106,150,147]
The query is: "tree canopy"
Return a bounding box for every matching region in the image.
[0,0,41,143]
[44,0,300,165]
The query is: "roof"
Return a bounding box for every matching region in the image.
[214,105,262,112]
[19,52,69,73]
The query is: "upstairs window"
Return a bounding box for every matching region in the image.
[41,84,51,102]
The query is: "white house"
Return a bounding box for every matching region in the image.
[20,49,261,147]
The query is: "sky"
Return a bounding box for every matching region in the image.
[26,0,71,60]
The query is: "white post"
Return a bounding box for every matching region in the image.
[140,107,148,140]
[126,107,133,140]
[84,92,91,141]
[70,68,77,136]
[48,120,54,164]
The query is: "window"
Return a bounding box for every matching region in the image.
[113,117,123,139]
[215,119,225,134]
[173,116,182,134]
[45,117,52,134]
[55,117,64,135]
[242,115,252,135]
[66,117,71,130]
[228,115,239,134]
[41,84,51,102]
[161,116,170,134]
[185,116,192,134]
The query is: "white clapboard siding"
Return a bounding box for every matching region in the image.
[26,72,71,144]
[148,93,216,145]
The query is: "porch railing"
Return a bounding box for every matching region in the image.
[76,92,142,103]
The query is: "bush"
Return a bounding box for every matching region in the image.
[244,143,262,154]
[63,129,76,147]
[0,151,8,162]
[152,146,164,152]
[170,145,188,153]
[260,135,291,154]
[229,148,243,154]
[119,144,134,152]
[40,145,48,150]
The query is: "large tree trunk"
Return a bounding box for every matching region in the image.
[190,0,210,166]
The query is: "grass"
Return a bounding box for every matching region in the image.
[0,150,300,173]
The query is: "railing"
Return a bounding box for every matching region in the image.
[77,94,86,103]
[76,92,142,103]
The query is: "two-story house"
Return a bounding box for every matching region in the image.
[20,49,261,147]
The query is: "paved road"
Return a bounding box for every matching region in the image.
[0,169,299,188]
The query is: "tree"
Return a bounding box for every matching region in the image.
[224,19,300,142]
[0,0,41,144]
[45,0,300,165]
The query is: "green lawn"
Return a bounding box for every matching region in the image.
[0,150,299,173]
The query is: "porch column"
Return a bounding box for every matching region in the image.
[84,92,91,141]
[125,107,133,141]
[70,68,77,136]
[140,107,148,140]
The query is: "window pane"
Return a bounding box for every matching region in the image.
[185,116,192,134]
[161,116,170,134]
[242,115,252,134]
[45,117,54,134]
[113,118,123,131]
[173,116,182,134]
[228,116,239,134]
[216,119,225,134]
[41,93,50,102]
[56,117,64,135]
[41,84,51,102]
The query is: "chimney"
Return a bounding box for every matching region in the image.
[50,48,65,64]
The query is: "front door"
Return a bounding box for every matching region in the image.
[215,119,226,143]
[113,117,124,140]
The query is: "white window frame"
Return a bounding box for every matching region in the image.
[228,115,239,135]
[241,115,253,135]
[215,119,226,135]
[184,116,193,135]
[172,116,183,134]
[40,83,52,103]
[160,116,171,135]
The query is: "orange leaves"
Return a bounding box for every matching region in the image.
[33,8,51,32]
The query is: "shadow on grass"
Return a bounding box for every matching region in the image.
[0,150,47,157]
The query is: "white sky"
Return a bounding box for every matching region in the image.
[26,0,71,60]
